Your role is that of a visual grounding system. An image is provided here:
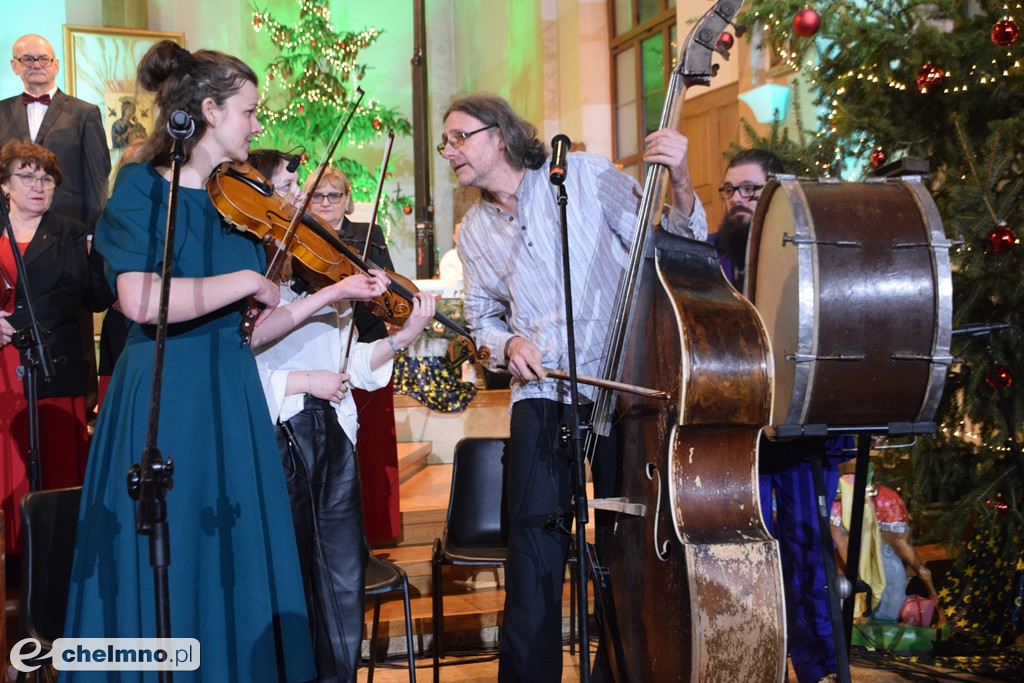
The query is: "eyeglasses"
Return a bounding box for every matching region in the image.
[436,124,497,156]
[718,183,764,200]
[11,172,56,190]
[310,191,346,204]
[14,55,54,67]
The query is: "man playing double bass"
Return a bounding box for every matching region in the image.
[711,148,846,683]
[440,92,708,682]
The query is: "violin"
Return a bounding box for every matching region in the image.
[205,161,489,366]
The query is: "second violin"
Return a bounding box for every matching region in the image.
[206,161,489,366]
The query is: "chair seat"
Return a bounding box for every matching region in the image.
[365,552,407,594]
[437,542,506,565]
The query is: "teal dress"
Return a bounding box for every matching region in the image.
[63,163,316,682]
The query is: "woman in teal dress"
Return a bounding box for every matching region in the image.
[62,41,326,681]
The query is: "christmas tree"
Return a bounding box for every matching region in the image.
[740,0,1024,660]
[251,0,413,226]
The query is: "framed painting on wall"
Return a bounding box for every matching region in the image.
[62,25,185,164]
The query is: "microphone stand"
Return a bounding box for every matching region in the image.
[125,119,191,683]
[550,162,592,682]
[0,191,55,493]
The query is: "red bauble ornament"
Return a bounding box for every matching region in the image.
[402,205,413,216]
[916,63,946,92]
[985,364,1013,390]
[267,73,274,82]
[987,493,1010,517]
[716,32,734,50]
[299,153,308,165]
[297,104,305,114]
[992,18,1019,46]
[793,8,821,38]
[987,223,1016,252]
[253,16,262,27]
[870,148,887,169]
[372,119,382,130]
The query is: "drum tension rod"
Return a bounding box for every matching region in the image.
[890,352,955,363]
[787,353,866,362]
[782,232,861,248]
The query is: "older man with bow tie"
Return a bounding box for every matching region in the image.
[0,33,110,227]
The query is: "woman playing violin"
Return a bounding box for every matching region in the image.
[62,41,382,682]
[252,152,434,681]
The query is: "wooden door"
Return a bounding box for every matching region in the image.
[681,83,740,234]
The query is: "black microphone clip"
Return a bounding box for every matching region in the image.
[167,110,195,140]
[549,134,570,186]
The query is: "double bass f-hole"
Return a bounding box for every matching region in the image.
[645,462,671,562]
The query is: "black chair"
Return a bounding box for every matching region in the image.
[18,486,83,683]
[364,540,416,682]
[431,437,509,682]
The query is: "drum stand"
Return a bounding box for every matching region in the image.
[808,422,936,683]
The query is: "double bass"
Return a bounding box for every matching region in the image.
[590,0,786,679]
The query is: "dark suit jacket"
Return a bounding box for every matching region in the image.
[337,218,394,342]
[6,212,97,397]
[0,89,111,228]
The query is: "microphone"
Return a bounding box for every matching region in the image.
[285,154,301,173]
[952,322,1013,337]
[167,110,195,140]
[549,134,570,185]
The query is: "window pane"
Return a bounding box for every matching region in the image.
[615,48,639,158]
[670,24,678,68]
[613,0,633,36]
[640,33,665,136]
[638,0,661,24]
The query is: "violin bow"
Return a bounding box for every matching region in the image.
[264,87,366,283]
[339,129,396,375]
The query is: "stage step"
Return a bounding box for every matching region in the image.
[363,461,585,660]
[396,441,432,484]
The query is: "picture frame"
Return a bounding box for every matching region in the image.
[62,25,185,160]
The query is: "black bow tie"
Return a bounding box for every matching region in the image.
[21,92,51,105]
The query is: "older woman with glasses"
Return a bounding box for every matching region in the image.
[303,166,406,544]
[0,140,100,561]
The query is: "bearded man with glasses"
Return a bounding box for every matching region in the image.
[710,148,847,683]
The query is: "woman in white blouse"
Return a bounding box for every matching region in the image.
[250,158,434,683]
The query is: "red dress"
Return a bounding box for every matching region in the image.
[0,236,89,554]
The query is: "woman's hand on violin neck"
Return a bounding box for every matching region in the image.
[391,291,436,349]
[327,269,389,303]
[247,272,282,328]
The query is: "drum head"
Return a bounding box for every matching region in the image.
[745,178,952,432]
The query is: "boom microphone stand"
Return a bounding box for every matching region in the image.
[125,110,195,683]
[0,191,55,493]
[548,134,593,682]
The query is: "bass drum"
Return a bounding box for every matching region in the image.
[745,177,953,436]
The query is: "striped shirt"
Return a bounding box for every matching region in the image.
[457,151,708,406]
